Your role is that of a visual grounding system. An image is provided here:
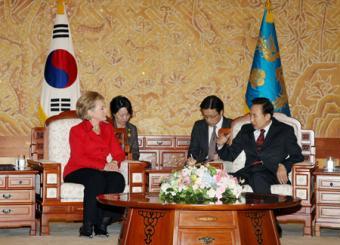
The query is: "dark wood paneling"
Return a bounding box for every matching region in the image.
[0,136,30,157]
[315,138,340,159]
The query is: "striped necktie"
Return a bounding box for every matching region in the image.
[256,129,265,152]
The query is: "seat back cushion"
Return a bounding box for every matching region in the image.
[47,118,82,177]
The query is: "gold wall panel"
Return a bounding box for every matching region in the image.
[0,0,339,138]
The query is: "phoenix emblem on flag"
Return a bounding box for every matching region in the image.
[257,35,280,62]
[249,69,266,89]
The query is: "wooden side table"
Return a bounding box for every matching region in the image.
[314,166,340,236]
[0,168,37,235]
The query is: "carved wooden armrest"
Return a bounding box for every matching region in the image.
[127,161,149,193]
[27,159,62,203]
[291,160,316,205]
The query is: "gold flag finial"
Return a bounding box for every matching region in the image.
[265,0,273,23]
[56,0,65,15]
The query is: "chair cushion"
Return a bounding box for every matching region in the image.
[60,182,84,202]
[242,185,253,193]
[230,152,246,173]
[270,184,292,196]
[223,159,293,195]
[241,184,292,196]
[60,160,132,202]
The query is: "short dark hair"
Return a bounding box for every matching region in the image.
[252,97,274,118]
[200,95,224,113]
[110,96,133,117]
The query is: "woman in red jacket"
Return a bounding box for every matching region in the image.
[63,91,125,238]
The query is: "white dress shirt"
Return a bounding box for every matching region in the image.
[209,116,223,143]
[253,120,272,141]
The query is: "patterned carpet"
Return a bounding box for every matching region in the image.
[0,222,339,245]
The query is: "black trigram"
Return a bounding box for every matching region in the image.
[53,24,69,39]
[50,98,71,112]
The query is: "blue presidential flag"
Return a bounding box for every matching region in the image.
[38,0,80,122]
[245,0,290,116]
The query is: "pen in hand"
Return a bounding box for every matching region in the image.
[187,154,197,167]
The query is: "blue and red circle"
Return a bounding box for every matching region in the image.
[44,49,78,88]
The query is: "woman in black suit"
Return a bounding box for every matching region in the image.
[110,96,140,160]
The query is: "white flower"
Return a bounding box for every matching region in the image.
[159,165,242,203]
[160,183,171,193]
[207,188,216,198]
[196,167,205,177]
[192,183,199,191]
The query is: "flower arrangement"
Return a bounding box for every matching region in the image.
[159,165,242,204]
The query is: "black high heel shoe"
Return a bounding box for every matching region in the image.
[94,224,109,237]
[79,223,93,238]
[94,217,112,237]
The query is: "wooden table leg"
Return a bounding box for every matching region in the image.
[119,208,174,245]
[237,210,280,245]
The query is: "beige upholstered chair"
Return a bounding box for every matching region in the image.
[223,112,316,236]
[28,111,147,235]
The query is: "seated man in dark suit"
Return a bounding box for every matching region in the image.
[188,95,232,163]
[216,97,304,194]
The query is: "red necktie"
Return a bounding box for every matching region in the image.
[256,129,265,152]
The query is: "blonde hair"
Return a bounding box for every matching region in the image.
[76,91,104,120]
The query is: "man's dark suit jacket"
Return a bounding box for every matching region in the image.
[188,116,232,162]
[217,118,304,176]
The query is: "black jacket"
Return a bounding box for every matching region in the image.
[188,116,232,162]
[217,118,304,175]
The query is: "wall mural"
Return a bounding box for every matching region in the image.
[0,0,339,138]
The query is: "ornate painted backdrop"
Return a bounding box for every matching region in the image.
[0,0,339,138]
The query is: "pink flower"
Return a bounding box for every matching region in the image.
[183,176,190,185]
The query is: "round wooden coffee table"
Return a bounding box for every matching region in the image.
[97,192,300,245]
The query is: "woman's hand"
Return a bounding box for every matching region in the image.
[104,161,119,172]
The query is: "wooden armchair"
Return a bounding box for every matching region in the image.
[223,112,316,236]
[28,111,148,235]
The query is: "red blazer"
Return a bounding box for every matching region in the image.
[63,120,125,178]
